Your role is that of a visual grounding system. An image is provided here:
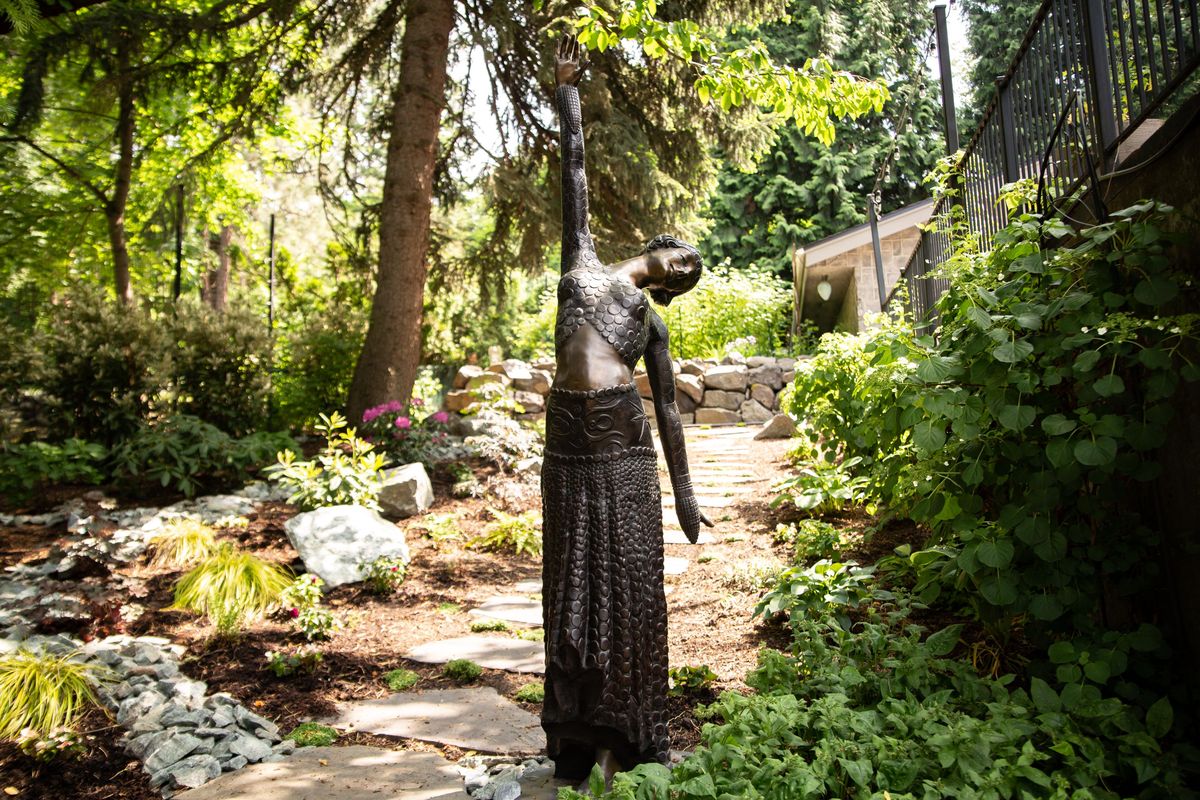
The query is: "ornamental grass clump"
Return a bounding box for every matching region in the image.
[0,648,107,740]
[172,544,292,635]
[146,518,219,570]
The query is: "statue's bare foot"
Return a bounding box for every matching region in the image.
[574,748,624,795]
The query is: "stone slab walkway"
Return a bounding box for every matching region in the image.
[468,596,542,627]
[405,636,545,674]
[179,745,470,800]
[320,688,544,755]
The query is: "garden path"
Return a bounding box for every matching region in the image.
[181,424,786,800]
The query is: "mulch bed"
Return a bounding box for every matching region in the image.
[0,431,926,798]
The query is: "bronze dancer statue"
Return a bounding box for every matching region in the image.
[541,33,713,790]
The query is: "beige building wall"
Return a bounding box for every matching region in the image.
[809,229,922,331]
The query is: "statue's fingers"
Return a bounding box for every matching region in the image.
[700,511,714,528]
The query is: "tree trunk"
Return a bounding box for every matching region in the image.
[108,58,135,305]
[202,224,234,312]
[347,0,455,423]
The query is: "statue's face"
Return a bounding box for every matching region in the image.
[645,247,700,290]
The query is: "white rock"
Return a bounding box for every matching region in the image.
[284,506,410,587]
[512,369,552,395]
[512,390,545,414]
[675,373,703,404]
[379,464,434,519]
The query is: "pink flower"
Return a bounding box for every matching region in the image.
[289,607,300,618]
[411,397,424,407]
[431,411,450,424]
[395,416,412,429]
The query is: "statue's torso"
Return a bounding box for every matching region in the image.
[555,266,651,371]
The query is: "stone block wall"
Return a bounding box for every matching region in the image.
[440,355,801,425]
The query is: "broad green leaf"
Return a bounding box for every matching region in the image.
[1030,677,1061,713]
[1041,414,1076,435]
[979,574,1018,605]
[1146,697,1174,738]
[916,356,957,383]
[998,404,1035,431]
[1029,594,1064,621]
[1133,275,1178,306]
[965,305,993,329]
[1093,374,1125,397]
[913,421,946,453]
[977,539,1014,568]
[838,757,873,787]
[1074,437,1117,466]
[992,339,1034,363]
[925,624,964,656]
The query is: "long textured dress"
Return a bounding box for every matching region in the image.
[540,270,670,776]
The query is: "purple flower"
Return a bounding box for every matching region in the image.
[395,416,412,430]
[431,411,450,424]
[411,397,425,408]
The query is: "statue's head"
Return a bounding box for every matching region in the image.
[642,234,703,306]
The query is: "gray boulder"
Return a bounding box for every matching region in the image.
[695,408,740,425]
[379,464,434,519]
[704,365,749,391]
[750,383,776,409]
[755,413,797,440]
[284,505,410,587]
[702,389,743,411]
[454,365,484,389]
[747,364,784,390]
[512,368,552,395]
[740,399,774,424]
[675,373,704,404]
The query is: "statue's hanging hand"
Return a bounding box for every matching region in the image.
[676,492,714,544]
[555,33,589,87]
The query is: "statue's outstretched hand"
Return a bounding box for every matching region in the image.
[676,494,715,544]
[555,33,589,87]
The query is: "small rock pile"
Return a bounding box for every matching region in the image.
[441,355,806,426]
[459,755,557,800]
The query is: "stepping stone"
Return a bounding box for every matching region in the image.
[513,579,541,594]
[179,745,471,799]
[405,636,544,674]
[321,688,544,755]
[664,529,715,545]
[664,556,688,575]
[469,595,543,627]
[662,496,736,509]
[515,761,573,799]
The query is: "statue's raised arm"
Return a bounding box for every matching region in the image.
[554,34,599,272]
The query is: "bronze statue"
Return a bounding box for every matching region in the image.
[541,33,713,789]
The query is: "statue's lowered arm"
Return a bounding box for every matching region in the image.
[645,311,713,542]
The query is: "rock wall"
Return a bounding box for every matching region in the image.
[442,355,802,426]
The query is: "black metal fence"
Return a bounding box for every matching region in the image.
[889,0,1200,322]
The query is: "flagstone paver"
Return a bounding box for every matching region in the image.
[405,636,544,673]
[320,688,544,754]
[469,595,543,627]
[178,745,471,800]
[663,556,689,575]
[663,529,715,545]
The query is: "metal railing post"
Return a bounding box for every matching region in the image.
[998,78,1021,183]
[868,194,888,311]
[935,3,960,153]
[1082,0,1119,154]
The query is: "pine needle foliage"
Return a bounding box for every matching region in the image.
[147,518,219,570]
[0,649,106,740]
[171,544,292,635]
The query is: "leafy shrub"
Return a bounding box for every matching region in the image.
[771,456,869,514]
[147,519,219,570]
[772,519,858,562]
[0,439,107,501]
[36,291,170,445]
[15,727,89,763]
[443,659,483,682]
[721,558,786,594]
[787,201,1200,648]
[279,574,338,640]
[414,512,462,541]
[360,555,407,595]
[166,302,272,436]
[468,509,542,556]
[285,722,337,747]
[754,559,888,632]
[272,305,367,430]
[574,604,1193,800]
[656,265,793,359]
[171,544,293,635]
[470,619,509,632]
[111,415,295,497]
[0,648,106,739]
[384,668,420,691]
[359,399,451,468]
[668,665,717,697]
[515,681,545,703]
[265,645,324,678]
[269,412,386,510]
